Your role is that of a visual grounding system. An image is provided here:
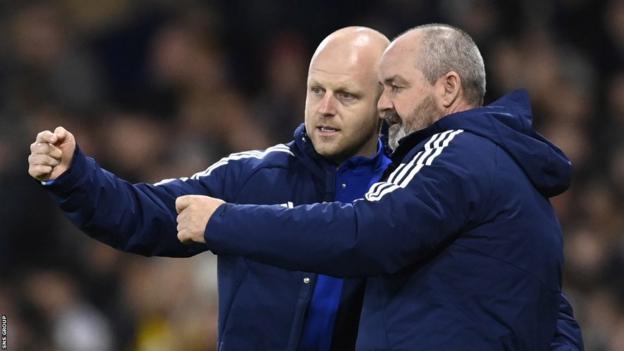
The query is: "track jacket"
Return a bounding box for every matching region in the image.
[203,91,584,350]
[44,125,389,350]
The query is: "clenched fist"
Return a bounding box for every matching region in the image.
[28,126,76,182]
[176,195,225,244]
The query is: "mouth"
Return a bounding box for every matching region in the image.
[382,110,402,126]
[316,125,341,136]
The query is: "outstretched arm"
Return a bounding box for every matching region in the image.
[195,130,479,276]
[28,127,222,257]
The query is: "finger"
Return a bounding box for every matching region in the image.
[30,142,62,159]
[30,141,48,153]
[176,213,187,232]
[47,144,63,159]
[29,164,53,178]
[53,126,68,143]
[175,195,192,214]
[30,143,63,160]
[176,213,184,229]
[28,154,60,167]
[177,230,193,244]
[35,130,57,144]
[176,213,195,244]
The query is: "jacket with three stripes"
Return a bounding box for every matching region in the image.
[44,124,389,350]
[203,90,583,350]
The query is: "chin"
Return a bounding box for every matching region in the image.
[313,138,335,153]
[317,145,344,161]
[317,147,337,158]
[388,124,408,151]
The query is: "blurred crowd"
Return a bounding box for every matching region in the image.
[0,0,622,350]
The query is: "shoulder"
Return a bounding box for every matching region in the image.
[394,129,497,186]
[400,129,494,164]
[190,143,295,180]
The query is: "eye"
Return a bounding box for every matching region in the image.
[390,84,403,93]
[336,91,357,102]
[310,86,324,96]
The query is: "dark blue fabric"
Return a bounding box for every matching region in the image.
[43,125,388,351]
[299,276,344,351]
[42,97,582,350]
[205,91,584,350]
[551,293,584,350]
[299,144,391,351]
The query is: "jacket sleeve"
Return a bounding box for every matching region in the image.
[45,145,233,257]
[551,293,584,350]
[205,130,483,276]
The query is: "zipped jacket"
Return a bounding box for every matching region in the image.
[203,91,584,350]
[45,125,389,350]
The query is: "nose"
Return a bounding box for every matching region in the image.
[377,88,392,113]
[318,93,337,116]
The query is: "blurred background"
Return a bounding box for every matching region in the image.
[0,0,622,350]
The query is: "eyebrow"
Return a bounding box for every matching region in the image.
[383,75,408,85]
[308,79,361,94]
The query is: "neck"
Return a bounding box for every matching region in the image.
[332,138,379,167]
[444,99,477,117]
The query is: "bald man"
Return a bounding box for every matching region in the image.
[182,24,583,350]
[28,27,390,350]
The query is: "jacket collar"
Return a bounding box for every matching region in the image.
[390,126,440,164]
[292,123,387,171]
[339,141,388,174]
[290,124,333,178]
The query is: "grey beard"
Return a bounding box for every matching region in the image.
[388,123,409,151]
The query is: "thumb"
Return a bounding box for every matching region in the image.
[176,195,192,214]
[53,126,73,146]
[54,126,67,141]
[50,126,76,173]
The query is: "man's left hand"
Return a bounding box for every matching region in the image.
[176,195,225,244]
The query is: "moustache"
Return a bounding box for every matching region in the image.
[381,110,402,125]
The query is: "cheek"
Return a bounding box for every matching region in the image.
[398,95,423,120]
[304,104,315,129]
[393,98,411,116]
[304,94,318,116]
[345,114,377,142]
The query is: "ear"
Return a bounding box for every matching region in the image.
[437,71,461,108]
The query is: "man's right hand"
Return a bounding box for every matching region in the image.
[28,126,76,182]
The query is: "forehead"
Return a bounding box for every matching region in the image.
[308,57,374,90]
[378,44,419,81]
[379,43,410,69]
[308,67,362,88]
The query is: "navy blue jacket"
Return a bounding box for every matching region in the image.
[203,91,584,350]
[45,107,581,349]
[45,125,388,350]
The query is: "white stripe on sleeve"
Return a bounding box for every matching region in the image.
[365,130,464,202]
[154,144,293,186]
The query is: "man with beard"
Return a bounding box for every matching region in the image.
[176,24,584,350]
[28,27,392,351]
